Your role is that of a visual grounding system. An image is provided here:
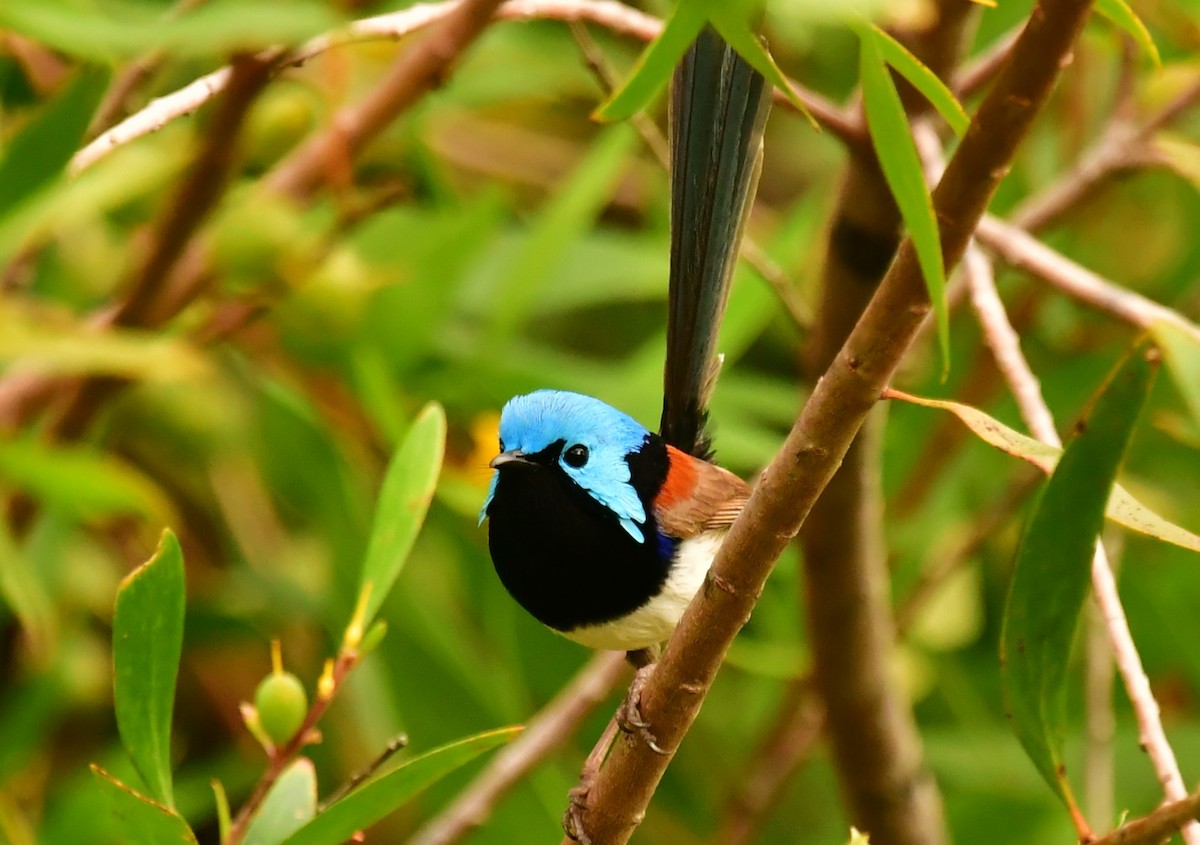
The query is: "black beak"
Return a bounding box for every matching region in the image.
[489,449,532,469]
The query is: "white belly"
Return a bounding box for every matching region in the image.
[561,531,725,651]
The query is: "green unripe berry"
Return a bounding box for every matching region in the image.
[254,671,308,745]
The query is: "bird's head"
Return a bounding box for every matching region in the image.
[479,390,653,542]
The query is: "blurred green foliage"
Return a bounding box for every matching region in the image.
[0,1,1199,844]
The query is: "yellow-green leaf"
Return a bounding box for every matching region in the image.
[1095,0,1161,68]
[113,530,186,807]
[280,728,520,845]
[861,24,969,136]
[359,403,446,624]
[91,766,196,845]
[885,389,1200,553]
[858,32,950,375]
[243,759,317,845]
[594,1,706,122]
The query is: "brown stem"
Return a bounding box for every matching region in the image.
[408,652,627,845]
[225,651,359,845]
[794,4,978,843]
[563,0,1098,840]
[1091,787,1200,845]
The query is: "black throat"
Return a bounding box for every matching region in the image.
[485,434,671,633]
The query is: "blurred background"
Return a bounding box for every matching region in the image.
[2,0,1200,842]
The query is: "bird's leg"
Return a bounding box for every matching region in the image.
[563,715,619,843]
[617,647,667,754]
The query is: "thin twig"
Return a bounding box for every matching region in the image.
[318,733,409,811]
[71,0,860,176]
[564,1,1099,840]
[975,215,1200,342]
[964,243,1200,844]
[408,652,627,845]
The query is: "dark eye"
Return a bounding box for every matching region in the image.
[563,444,589,468]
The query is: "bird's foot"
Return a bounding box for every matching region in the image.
[562,790,592,845]
[562,716,618,843]
[616,663,667,755]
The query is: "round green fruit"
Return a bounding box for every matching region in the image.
[254,671,308,744]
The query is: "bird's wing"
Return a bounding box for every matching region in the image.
[660,27,772,461]
[655,448,751,538]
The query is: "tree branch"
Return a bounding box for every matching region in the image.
[563,0,1099,841]
[71,0,858,176]
[408,652,626,845]
[1091,787,1200,845]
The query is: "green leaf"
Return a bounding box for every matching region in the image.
[242,759,317,845]
[360,403,446,624]
[484,123,639,349]
[860,24,969,136]
[113,530,186,807]
[885,389,1200,553]
[0,66,107,220]
[594,1,707,121]
[0,523,54,661]
[0,439,173,524]
[1001,343,1158,811]
[91,765,197,845]
[1095,0,1161,68]
[1152,320,1200,426]
[280,728,521,845]
[858,30,950,376]
[0,0,340,62]
[708,6,816,125]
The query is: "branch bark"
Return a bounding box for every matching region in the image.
[407,652,626,845]
[795,5,975,843]
[563,0,1099,841]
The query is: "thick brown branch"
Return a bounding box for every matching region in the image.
[564,0,1098,841]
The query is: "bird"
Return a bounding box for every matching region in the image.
[480,388,750,652]
[480,27,771,661]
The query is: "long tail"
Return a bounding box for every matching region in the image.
[660,26,771,460]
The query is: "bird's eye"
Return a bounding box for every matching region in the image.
[563,444,589,468]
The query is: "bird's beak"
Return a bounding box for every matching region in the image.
[489,449,532,469]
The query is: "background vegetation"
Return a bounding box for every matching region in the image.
[1,0,1199,843]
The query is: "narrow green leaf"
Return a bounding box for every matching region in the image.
[0,439,173,524]
[861,24,969,136]
[1001,343,1158,810]
[708,7,816,126]
[0,0,339,62]
[280,728,521,845]
[885,389,1200,553]
[858,32,950,376]
[594,1,707,121]
[0,523,54,661]
[1152,320,1200,426]
[113,530,186,807]
[1095,0,1161,68]
[360,403,446,624]
[91,765,197,845]
[485,123,639,349]
[243,759,317,845]
[0,67,107,220]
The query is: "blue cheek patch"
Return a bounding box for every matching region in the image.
[478,472,499,525]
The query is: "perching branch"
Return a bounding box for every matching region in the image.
[1091,786,1200,845]
[563,0,1099,841]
